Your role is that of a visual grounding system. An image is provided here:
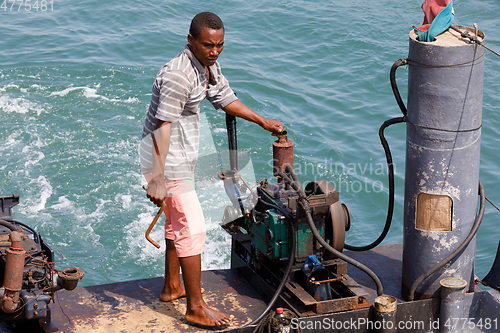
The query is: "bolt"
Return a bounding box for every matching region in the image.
[33,303,38,309]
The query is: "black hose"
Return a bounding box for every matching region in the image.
[257,198,293,220]
[344,117,406,251]
[345,59,408,251]
[390,58,408,117]
[2,218,41,244]
[279,170,384,296]
[0,219,19,232]
[407,180,485,301]
[247,207,296,328]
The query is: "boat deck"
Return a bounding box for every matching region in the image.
[43,244,401,332]
[39,243,500,332]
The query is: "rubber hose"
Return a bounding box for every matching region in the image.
[278,171,384,296]
[390,58,408,117]
[2,218,40,244]
[246,211,296,327]
[257,198,293,220]
[344,117,406,251]
[0,219,19,232]
[407,180,485,301]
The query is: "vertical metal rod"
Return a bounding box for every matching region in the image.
[226,114,238,171]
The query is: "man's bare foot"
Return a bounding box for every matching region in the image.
[160,285,205,302]
[185,304,234,326]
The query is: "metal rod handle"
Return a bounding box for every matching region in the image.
[145,202,165,249]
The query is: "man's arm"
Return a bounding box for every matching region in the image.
[222,99,284,133]
[146,120,171,207]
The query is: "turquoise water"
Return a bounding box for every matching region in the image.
[1,1,500,289]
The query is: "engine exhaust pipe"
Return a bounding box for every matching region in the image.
[54,267,85,291]
[2,231,26,313]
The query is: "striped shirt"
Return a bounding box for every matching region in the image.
[140,45,237,180]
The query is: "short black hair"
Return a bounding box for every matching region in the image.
[189,12,224,39]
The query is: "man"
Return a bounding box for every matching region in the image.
[140,12,283,326]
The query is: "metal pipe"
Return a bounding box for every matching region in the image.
[273,131,294,181]
[226,114,238,171]
[440,277,467,333]
[310,276,345,285]
[2,231,26,313]
[55,267,85,291]
[374,295,397,333]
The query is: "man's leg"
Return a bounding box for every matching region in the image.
[179,254,234,326]
[160,238,205,302]
[159,239,184,302]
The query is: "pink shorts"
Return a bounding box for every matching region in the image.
[144,175,206,257]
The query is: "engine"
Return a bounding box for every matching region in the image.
[0,194,84,323]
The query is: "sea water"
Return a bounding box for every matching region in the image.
[1,0,500,290]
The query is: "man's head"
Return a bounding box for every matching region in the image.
[188,12,225,68]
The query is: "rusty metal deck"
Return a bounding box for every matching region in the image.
[43,243,405,332]
[31,243,500,333]
[47,269,267,333]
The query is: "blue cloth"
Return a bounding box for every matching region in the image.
[415,0,455,42]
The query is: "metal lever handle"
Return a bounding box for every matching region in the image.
[143,184,164,249]
[145,202,164,249]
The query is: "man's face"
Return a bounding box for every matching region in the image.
[188,28,224,68]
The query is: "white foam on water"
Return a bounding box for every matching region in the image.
[125,209,165,264]
[0,83,20,92]
[51,196,74,210]
[27,176,53,214]
[23,151,45,174]
[1,131,21,152]
[0,95,45,115]
[85,198,111,222]
[50,85,140,103]
[201,217,232,271]
[50,86,97,97]
[30,84,45,90]
[116,194,132,209]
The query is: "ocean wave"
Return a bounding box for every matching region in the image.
[50,85,140,104]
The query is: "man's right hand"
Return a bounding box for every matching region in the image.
[147,178,168,207]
